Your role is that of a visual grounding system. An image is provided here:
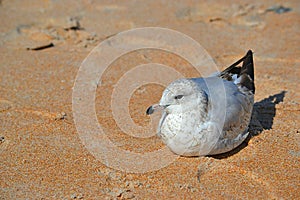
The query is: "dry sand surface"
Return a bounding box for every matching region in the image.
[0,0,299,199]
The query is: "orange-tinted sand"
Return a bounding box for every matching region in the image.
[0,1,299,199]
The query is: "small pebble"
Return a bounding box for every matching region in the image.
[55,112,67,120]
[266,5,292,14]
[70,193,77,199]
[0,136,4,143]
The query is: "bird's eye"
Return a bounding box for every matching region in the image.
[174,95,184,100]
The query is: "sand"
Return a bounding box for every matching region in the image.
[0,0,299,199]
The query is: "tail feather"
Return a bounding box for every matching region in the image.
[219,50,255,94]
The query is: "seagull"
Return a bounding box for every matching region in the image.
[146,50,255,156]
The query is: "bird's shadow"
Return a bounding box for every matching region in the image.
[210,90,286,159]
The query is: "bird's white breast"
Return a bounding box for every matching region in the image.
[158,106,219,156]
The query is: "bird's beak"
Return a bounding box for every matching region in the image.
[146,104,165,115]
[146,104,158,115]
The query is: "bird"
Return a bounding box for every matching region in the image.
[146,50,255,156]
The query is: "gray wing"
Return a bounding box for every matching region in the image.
[191,77,254,139]
[193,50,255,154]
[192,50,255,140]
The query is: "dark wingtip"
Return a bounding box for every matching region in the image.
[246,49,253,55]
[220,50,255,94]
[242,50,254,81]
[240,50,255,94]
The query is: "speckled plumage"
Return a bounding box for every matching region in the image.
[147,50,255,156]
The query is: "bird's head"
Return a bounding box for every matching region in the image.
[146,78,208,115]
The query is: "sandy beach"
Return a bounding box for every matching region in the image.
[0,0,299,199]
